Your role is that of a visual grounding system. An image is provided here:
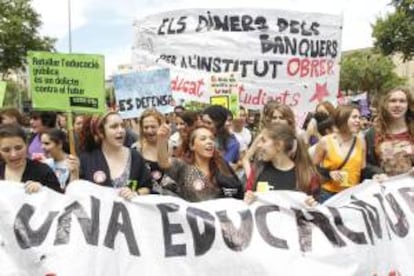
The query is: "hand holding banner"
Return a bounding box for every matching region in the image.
[0,174,413,275]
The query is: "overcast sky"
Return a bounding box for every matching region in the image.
[32,0,393,77]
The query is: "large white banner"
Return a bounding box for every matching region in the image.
[133,9,342,119]
[1,174,413,276]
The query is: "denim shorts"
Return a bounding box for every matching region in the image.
[319,189,337,203]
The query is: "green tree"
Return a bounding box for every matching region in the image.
[372,0,414,61]
[340,50,406,96]
[0,0,55,77]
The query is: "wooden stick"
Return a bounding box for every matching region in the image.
[66,112,76,156]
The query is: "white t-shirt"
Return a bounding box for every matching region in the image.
[233,127,252,152]
[43,158,70,190]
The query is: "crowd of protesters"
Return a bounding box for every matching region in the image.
[0,86,413,205]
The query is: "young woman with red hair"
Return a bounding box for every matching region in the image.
[157,124,243,202]
[77,111,152,199]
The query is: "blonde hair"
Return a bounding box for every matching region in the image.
[138,108,165,147]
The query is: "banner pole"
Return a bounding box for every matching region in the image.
[66,112,76,156]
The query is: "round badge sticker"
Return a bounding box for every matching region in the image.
[93,171,107,184]
[193,179,205,191]
[151,170,162,181]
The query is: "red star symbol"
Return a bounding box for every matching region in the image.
[309,82,330,103]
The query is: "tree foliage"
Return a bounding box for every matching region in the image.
[372,0,414,60]
[0,0,55,77]
[340,50,406,96]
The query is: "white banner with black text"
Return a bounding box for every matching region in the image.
[0,174,413,276]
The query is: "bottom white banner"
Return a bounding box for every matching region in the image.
[0,173,413,276]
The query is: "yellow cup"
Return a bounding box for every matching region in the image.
[256,181,270,192]
[339,170,351,187]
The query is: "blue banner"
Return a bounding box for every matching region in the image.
[113,68,173,118]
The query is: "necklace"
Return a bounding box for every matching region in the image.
[194,164,210,179]
[337,134,353,147]
[193,165,210,191]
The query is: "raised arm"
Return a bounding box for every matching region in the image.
[157,123,172,169]
[242,132,262,180]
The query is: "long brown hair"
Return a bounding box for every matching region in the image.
[185,126,232,179]
[262,123,318,192]
[375,87,414,143]
[261,101,296,130]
